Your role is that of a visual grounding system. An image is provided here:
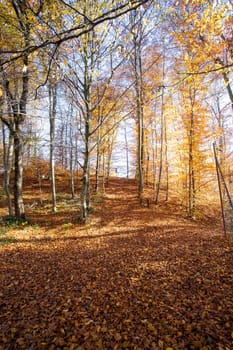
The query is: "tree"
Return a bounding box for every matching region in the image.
[48,77,58,212]
[0,0,150,220]
[170,0,233,106]
[0,1,151,67]
[127,8,146,204]
[176,51,212,218]
[121,2,157,203]
[62,0,135,221]
[0,98,13,217]
[0,0,32,219]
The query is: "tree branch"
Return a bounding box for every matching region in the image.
[0,0,151,66]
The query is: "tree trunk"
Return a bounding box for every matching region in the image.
[145,134,149,186]
[2,123,13,217]
[13,126,25,219]
[0,2,30,220]
[130,9,144,204]
[64,116,68,169]
[152,121,157,191]
[188,111,195,218]
[106,134,114,185]
[155,86,165,205]
[102,151,106,192]
[80,73,91,221]
[138,64,144,204]
[80,135,90,222]
[74,124,79,188]
[79,16,93,223]
[164,111,169,201]
[124,123,129,178]
[69,127,75,199]
[222,71,233,111]
[95,116,101,193]
[134,44,144,205]
[49,82,57,212]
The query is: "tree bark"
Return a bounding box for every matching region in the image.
[0,1,30,219]
[69,115,75,199]
[188,110,196,218]
[13,126,25,219]
[124,123,129,178]
[2,126,13,217]
[164,110,169,201]
[49,82,57,212]
[133,31,144,205]
[80,123,90,221]
[95,108,101,193]
[155,86,165,205]
[106,134,115,185]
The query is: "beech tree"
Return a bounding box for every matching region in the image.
[170,0,233,106]
[0,0,32,219]
[120,1,160,204]
[176,55,212,217]
[48,77,58,212]
[129,8,145,205]
[1,0,232,224]
[1,107,13,217]
[0,0,150,220]
[62,0,138,221]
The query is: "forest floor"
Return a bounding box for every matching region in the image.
[0,177,233,350]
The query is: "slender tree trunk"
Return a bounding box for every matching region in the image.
[214,58,233,110]
[68,104,75,198]
[80,77,91,222]
[134,44,144,204]
[124,123,129,178]
[70,138,75,199]
[216,97,225,166]
[95,115,101,193]
[138,51,144,205]
[130,8,144,204]
[49,82,57,212]
[102,151,106,192]
[74,123,79,187]
[36,166,43,206]
[79,15,95,223]
[2,123,13,217]
[145,134,149,186]
[164,111,169,201]
[188,111,195,218]
[215,60,233,111]
[152,137,156,189]
[152,118,157,191]
[155,86,165,205]
[222,71,233,111]
[64,116,68,169]
[80,121,90,221]
[106,134,114,185]
[13,124,25,219]
[60,125,64,168]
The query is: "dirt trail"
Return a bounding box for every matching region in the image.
[0,178,232,350]
[98,178,220,237]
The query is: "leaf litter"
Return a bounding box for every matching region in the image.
[0,178,232,349]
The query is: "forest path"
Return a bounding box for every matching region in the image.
[96,177,219,239]
[0,178,233,349]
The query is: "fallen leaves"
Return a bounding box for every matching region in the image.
[0,178,233,349]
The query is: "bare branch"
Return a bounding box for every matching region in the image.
[0,0,151,66]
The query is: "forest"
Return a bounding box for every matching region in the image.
[0,1,233,349]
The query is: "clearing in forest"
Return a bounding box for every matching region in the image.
[0,178,232,350]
